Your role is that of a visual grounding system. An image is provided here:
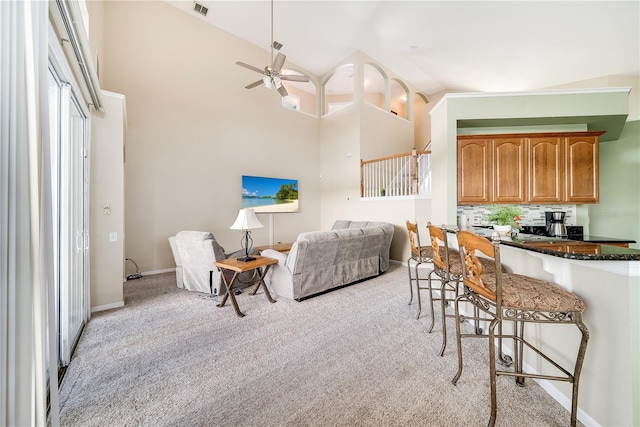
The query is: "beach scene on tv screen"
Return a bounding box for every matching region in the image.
[242,175,299,213]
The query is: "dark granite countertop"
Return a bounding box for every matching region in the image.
[502,239,640,261]
[573,235,636,244]
[450,226,640,261]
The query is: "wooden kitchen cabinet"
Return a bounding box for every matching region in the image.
[528,242,567,252]
[565,136,599,203]
[605,242,630,248]
[493,138,527,203]
[457,131,603,204]
[528,136,564,203]
[458,138,492,204]
[566,243,601,255]
[528,241,602,255]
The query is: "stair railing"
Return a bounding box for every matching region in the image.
[360,149,431,198]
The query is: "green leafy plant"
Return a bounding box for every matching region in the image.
[484,205,523,229]
[275,183,298,200]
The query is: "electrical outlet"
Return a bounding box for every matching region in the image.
[103,205,111,216]
[109,232,117,242]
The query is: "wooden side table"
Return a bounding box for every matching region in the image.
[213,255,277,317]
[256,242,293,253]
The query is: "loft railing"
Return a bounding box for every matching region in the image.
[360,149,431,198]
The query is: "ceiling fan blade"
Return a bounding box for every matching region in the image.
[280,75,309,82]
[272,53,286,73]
[245,79,264,89]
[277,85,288,97]
[236,61,265,75]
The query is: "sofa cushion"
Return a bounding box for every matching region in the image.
[333,228,365,263]
[331,220,352,230]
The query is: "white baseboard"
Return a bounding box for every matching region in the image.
[91,301,124,313]
[142,268,175,276]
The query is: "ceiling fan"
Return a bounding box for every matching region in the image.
[235,0,309,97]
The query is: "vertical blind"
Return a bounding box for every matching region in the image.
[1,1,59,425]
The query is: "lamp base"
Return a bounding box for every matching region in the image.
[237,256,256,262]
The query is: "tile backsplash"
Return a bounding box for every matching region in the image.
[457,204,577,227]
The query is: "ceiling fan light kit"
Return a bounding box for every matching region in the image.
[235,0,309,98]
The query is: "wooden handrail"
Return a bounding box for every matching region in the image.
[361,150,430,166]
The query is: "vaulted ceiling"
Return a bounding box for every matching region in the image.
[165,1,639,95]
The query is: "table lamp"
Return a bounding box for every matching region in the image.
[230,208,264,262]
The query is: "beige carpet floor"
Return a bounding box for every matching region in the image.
[58,263,581,426]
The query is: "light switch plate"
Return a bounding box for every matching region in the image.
[109,232,117,242]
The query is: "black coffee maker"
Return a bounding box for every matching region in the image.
[545,211,567,237]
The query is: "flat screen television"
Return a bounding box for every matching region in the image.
[241,175,299,213]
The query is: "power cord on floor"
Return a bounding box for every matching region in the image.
[126,258,143,280]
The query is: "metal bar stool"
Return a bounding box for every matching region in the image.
[426,223,492,356]
[426,223,462,356]
[406,220,437,323]
[452,230,589,427]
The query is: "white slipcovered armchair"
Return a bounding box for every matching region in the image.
[168,230,257,295]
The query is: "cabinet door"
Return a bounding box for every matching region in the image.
[605,243,629,248]
[493,138,526,203]
[529,242,567,252]
[458,139,492,204]
[565,136,599,203]
[528,137,564,203]
[566,243,601,255]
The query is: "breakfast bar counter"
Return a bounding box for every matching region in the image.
[440,227,640,426]
[577,234,637,245]
[504,237,640,261]
[460,226,640,261]
[443,225,640,426]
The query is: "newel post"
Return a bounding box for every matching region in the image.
[360,159,364,197]
[411,148,418,195]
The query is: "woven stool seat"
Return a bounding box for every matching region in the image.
[410,245,433,263]
[482,273,586,313]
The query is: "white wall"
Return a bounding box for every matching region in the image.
[98,1,321,273]
[90,91,126,310]
[319,104,362,231]
[318,51,428,253]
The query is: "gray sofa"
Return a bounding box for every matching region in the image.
[262,220,394,301]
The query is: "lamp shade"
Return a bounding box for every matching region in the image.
[230,208,264,230]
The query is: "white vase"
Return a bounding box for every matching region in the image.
[492,224,512,238]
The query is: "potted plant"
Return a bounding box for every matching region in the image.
[484,204,523,235]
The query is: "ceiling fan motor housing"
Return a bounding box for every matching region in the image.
[234,0,309,97]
